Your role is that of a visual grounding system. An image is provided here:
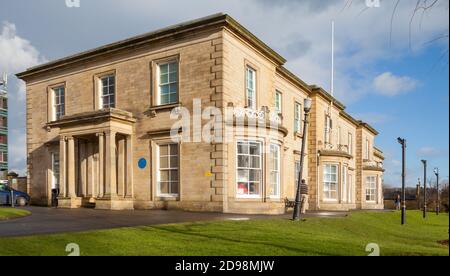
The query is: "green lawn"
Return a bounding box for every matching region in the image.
[0,208,30,221]
[0,211,448,256]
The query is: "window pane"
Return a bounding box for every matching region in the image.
[169,62,178,73]
[159,145,169,156]
[238,155,249,168]
[170,182,179,194]
[160,182,169,194]
[169,84,178,93]
[160,157,168,168]
[249,170,261,182]
[170,144,178,155]
[238,169,249,182]
[160,171,169,181]
[169,93,178,104]
[170,156,178,168]
[249,183,259,195]
[160,95,169,105]
[160,64,168,74]
[160,74,168,84]
[160,85,170,95]
[170,170,179,181]
[249,143,260,155]
[250,156,260,169]
[169,72,177,82]
[237,182,248,195]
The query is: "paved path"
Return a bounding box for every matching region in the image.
[0,206,348,237]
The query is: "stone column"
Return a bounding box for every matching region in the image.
[126,135,134,198]
[67,137,76,198]
[117,138,125,197]
[87,142,94,198]
[105,131,117,198]
[80,141,87,197]
[59,136,67,198]
[97,133,105,198]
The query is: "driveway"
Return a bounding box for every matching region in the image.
[0,206,348,237]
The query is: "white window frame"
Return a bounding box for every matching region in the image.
[52,86,65,121]
[323,164,339,201]
[52,153,60,190]
[269,144,281,198]
[275,90,282,114]
[246,67,257,110]
[99,75,116,109]
[366,176,377,202]
[294,102,302,134]
[236,140,263,199]
[157,61,179,106]
[156,143,180,198]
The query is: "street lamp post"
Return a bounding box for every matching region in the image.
[434,168,440,215]
[293,98,312,221]
[398,138,406,225]
[421,160,427,218]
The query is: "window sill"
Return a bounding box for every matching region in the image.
[322,199,338,203]
[236,195,262,200]
[146,103,181,117]
[157,195,179,200]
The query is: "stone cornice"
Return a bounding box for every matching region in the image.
[16,13,286,80]
[318,150,353,159]
[363,166,385,172]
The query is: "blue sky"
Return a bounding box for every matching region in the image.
[0,0,448,187]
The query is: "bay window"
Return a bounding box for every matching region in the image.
[237,141,262,198]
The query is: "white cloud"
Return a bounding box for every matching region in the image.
[0,21,45,175]
[417,146,448,158]
[373,72,418,96]
[352,112,393,125]
[0,21,43,74]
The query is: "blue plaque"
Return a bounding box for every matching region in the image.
[138,158,147,169]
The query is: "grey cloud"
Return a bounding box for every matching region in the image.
[282,36,312,59]
[255,0,336,11]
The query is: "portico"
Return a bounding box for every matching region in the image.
[47,109,136,210]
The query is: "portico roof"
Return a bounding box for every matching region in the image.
[46,108,136,136]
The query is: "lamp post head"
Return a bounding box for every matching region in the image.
[434,168,439,176]
[304,98,312,114]
[397,137,405,145]
[421,160,427,165]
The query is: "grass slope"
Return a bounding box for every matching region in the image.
[0,208,30,221]
[0,211,448,256]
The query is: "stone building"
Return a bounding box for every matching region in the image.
[17,14,384,213]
